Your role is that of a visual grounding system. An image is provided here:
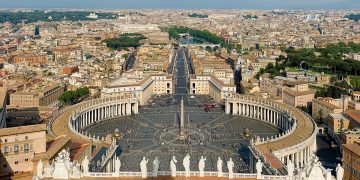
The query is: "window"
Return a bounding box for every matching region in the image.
[14,145,19,153]
[24,143,30,152]
[25,158,28,162]
[15,161,18,165]
[25,136,28,140]
[4,139,7,143]
[3,146,9,154]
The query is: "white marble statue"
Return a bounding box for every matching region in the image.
[336,164,344,180]
[72,163,81,178]
[217,157,223,177]
[140,157,148,178]
[96,160,101,169]
[256,159,263,179]
[32,176,40,180]
[115,157,121,173]
[37,159,43,178]
[43,160,55,177]
[227,158,234,179]
[53,149,71,179]
[170,156,178,177]
[153,157,160,177]
[198,156,206,177]
[82,156,89,174]
[287,160,294,177]
[183,154,191,177]
[326,169,332,180]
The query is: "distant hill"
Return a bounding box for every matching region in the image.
[0,10,118,24]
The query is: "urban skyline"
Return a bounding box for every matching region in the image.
[0,1,359,180]
[1,0,360,9]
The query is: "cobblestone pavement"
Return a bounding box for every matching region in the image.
[84,95,280,173]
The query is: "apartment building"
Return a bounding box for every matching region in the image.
[62,66,79,75]
[13,54,47,65]
[190,75,236,102]
[325,113,350,139]
[349,91,360,110]
[282,88,315,107]
[10,84,65,107]
[102,73,173,105]
[312,97,342,121]
[187,47,236,101]
[0,88,7,128]
[54,47,83,62]
[0,124,46,177]
[342,142,360,180]
[340,128,360,145]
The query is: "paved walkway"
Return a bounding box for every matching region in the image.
[51,108,92,143]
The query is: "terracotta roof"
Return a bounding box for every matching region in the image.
[321,97,334,101]
[283,88,315,97]
[34,135,71,161]
[0,124,46,137]
[314,98,341,110]
[345,110,360,125]
[264,153,283,169]
[343,142,360,157]
[284,80,307,86]
[72,144,90,161]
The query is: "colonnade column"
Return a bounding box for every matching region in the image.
[225,102,230,114]
[122,104,125,116]
[135,102,139,114]
[238,103,242,115]
[233,103,238,115]
[126,103,131,115]
[242,104,246,116]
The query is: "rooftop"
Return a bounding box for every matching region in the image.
[314,98,341,110]
[345,110,360,125]
[0,87,7,110]
[329,113,349,121]
[282,88,315,97]
[0,124,46,137]
[343,142,360,157]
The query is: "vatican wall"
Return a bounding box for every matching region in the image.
[225,94,317,174]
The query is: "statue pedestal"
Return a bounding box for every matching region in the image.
[178,134,187,140]
[178,129,187,140]
[256,174,263,180]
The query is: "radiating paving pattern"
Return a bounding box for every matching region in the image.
[84,95,280,173]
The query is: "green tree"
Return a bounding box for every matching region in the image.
[35,25,40,36]
[58,87,90,105]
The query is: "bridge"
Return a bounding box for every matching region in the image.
[178,33,190,37]
[179,43,221,49]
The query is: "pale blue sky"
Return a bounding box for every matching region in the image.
[0,0,359,9]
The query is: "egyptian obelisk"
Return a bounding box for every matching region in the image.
[179,97,185,139]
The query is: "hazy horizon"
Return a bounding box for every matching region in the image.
[1,0,360,10]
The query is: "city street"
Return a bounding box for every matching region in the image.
[316,134,341,169]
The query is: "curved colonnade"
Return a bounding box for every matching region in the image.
[70,95,139,142]
[49,94,139,143]
[225,94,317,172]
[49,93,316,176]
